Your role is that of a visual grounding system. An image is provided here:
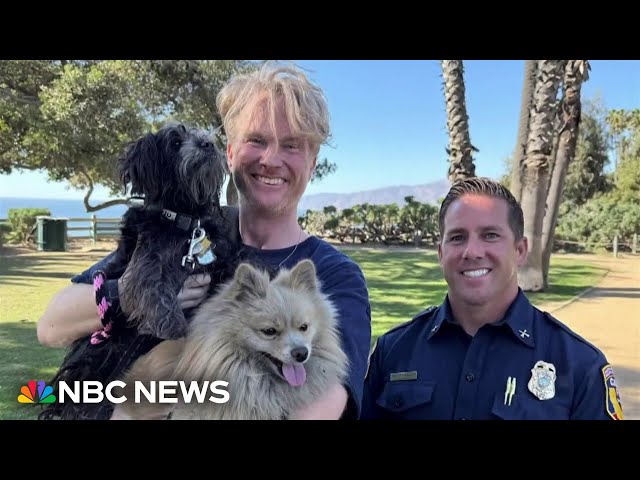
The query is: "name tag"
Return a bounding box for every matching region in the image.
[390,371,418,381]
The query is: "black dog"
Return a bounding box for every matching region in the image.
[39,122,244,420]
[105,122,236,340]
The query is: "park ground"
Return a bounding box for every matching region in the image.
[536,253,639,420]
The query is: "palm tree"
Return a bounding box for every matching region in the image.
[442,60,477,183]
[541,61,591,285]
[518,60,565,291]
[511,60,538,203]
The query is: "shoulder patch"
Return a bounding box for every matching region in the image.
[602,364,624,420]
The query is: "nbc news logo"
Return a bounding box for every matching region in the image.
[18,380,56,404]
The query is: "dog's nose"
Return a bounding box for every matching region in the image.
[291,347,308,363]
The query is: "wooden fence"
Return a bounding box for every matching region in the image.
[65,215,122,244]
[0,215,122,246]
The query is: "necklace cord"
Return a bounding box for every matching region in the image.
[277,227,304,269]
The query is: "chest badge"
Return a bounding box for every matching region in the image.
[528,360,556,400]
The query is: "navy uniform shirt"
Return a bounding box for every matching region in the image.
[361,289,624,420]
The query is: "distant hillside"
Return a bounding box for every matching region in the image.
[299,179,451,212]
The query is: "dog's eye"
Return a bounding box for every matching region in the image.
[261,328,277,336]
[299,324,308,332]
[173,140,182,148]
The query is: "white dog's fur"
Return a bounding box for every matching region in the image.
[111,259,349,420]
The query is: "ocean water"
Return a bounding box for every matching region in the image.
[0,197,128,220]
[0,197,128,239]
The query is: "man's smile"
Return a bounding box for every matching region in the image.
[461,268,492,278]
[253,174,286,186]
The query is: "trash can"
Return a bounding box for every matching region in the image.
[36,216,68,252]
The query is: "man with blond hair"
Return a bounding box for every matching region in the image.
[38,61,372,420]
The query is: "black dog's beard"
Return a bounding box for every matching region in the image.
[179,155,225,208]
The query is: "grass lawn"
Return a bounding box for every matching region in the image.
[0,246,609,420]
[0,248,113,420]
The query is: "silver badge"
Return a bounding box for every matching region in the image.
[528,360,556,400]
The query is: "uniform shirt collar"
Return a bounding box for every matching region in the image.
[428,288,535,347]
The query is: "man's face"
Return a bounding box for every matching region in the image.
[438,194,528,309]
[226,95,316,217]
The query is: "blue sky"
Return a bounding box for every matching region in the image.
[1,60,638,200]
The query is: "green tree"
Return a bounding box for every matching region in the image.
[1,60,337,211]
[608,109,640,198]
[560,99,611,208]
[0,60,254,210]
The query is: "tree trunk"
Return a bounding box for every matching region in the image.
[511,60,538,203]
[542,61,590,286]
[442,60,477,183]
[518,60,565,292]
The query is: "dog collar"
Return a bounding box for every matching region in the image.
[160,208,199,231]
[127,196,200,232]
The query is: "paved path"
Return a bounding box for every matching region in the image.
[541,253,640,420]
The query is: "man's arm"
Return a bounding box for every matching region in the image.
[37,253,212,348]
[571,358,625,420]
[37,283,105,348]
[37,252,118,348]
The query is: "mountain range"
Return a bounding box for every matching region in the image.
[298,179,451,212]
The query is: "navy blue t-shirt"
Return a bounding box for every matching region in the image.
[360,289,624,420]
[71,236,372,419]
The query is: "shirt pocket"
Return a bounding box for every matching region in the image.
[376,380,436,419]
[491,391,570,420]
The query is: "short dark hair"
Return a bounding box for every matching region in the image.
[438,177,524,241]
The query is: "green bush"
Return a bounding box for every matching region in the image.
[556,194,640,249]
[0,222,10,248]
[6,208,51,245]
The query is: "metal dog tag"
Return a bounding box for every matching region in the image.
[182,227,206,269]
[192,237,211,256]
[196,248,217,265]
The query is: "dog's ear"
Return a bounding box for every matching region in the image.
[277,259,318,293]
[230,262,269,301]
[119,132,160,197]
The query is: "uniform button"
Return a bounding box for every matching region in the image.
[460,418,467,420]
[466,373,475,382]
[394,398,403,408]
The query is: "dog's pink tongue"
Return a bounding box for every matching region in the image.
[282,363,306,387]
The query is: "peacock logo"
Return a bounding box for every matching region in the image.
[18,380,56,404]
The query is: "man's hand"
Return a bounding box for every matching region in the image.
[289,383,348,420]
[177,273,212,310]
[118,270,211,315]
